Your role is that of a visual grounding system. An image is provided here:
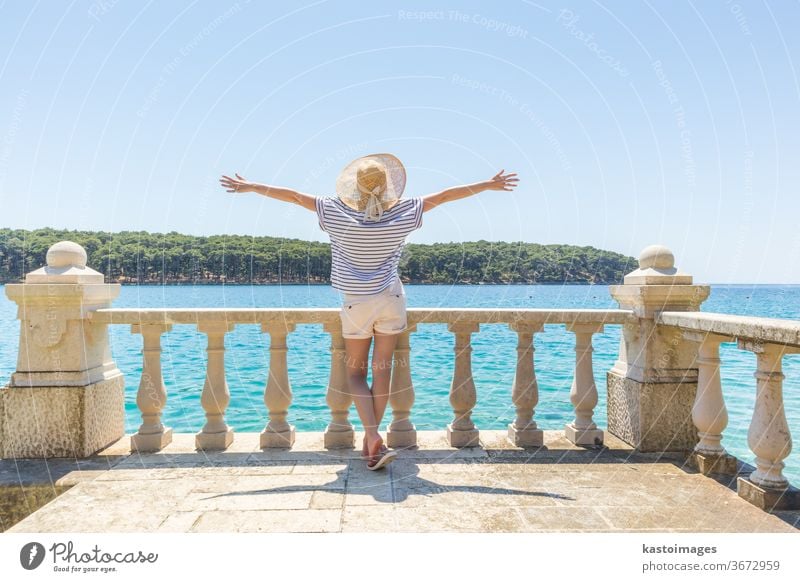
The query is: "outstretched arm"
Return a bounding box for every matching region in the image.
[219,173,316,212]
[421,169,519,212]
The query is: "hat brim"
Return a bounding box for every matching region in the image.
[335,153,406,212]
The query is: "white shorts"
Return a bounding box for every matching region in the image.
[339,278,407,339]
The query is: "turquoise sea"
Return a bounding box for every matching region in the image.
[1,283,799,484]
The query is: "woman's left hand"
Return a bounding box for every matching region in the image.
[220,173,256,194]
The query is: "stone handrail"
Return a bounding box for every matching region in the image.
[658,311,800,348]
[656,310,800,509]
[87,307,633,452]
[88,307,634,326]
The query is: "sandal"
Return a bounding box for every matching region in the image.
[367,449,397,471]
[363,435,396,470]
[361,439,389,460]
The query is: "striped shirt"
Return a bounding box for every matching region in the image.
[315,196,424,294]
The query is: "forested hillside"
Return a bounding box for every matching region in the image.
[0,228,635,285]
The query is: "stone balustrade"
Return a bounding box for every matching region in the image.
[657,311,800,511]
[86,307,632,454]
[1,241,799,514]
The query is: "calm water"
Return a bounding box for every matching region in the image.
[1,283,799,484]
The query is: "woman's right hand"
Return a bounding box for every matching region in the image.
[219,173,256,194]
[484,169,519,192]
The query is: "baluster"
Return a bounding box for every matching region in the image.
[565,322,604,446]
[611,323,637,375]
[683,331,737,474]
[260,322,296,448]
[388,326,417,448]
[130,323,172,452]
[507,322,544,447]
[736,340,800,510]
[447,322,480,447]
[323,322,355,449]
[195,321,234,450]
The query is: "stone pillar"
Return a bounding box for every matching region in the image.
[446,322,480,447]
[565,322,605,446]
[387,326,417,448]
[736,340,800,510]
[607,245,709,452]
[323,322,355,449]
[195,321,234,450]
[260,322,296,448]
[1,241,124,458]
[683,330,737,475]
[507,322,543,447]
[130,323,173,452]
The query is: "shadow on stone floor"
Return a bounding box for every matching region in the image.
[205,460,576,505]
[4,430,800,532]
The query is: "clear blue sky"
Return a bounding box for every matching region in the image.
[1,1,798,283]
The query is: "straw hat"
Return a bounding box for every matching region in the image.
[335,153,406,221]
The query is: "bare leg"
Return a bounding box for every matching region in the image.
[344,337,384,457]
[357,332,400,457]
[371,332,400,427]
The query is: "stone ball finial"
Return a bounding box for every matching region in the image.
[638,244,674,270]
[46,241,88,269]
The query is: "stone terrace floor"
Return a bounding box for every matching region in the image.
[3,430,799,533]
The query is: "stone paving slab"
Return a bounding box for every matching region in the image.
[4,431,800,533]
[0,436,129,531]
